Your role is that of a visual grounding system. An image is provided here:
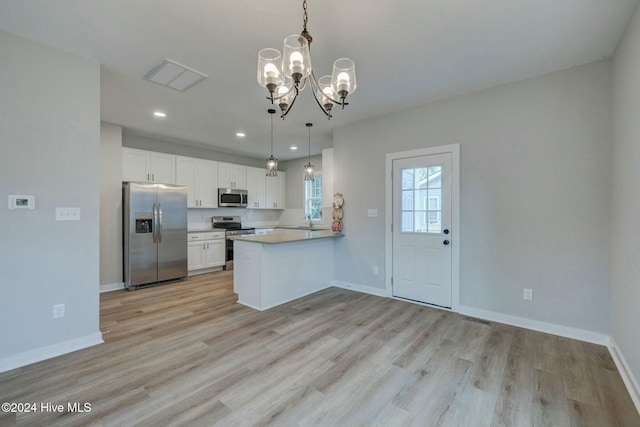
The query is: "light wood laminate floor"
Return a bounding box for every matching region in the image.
[1,271,638,426]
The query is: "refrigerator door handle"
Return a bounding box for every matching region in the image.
[152,203,158,243]
[158,203,163,243]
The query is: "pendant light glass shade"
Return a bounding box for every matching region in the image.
[283,35,312,85]
[266,109,278,176]
[316,75,335,115]
[258,49,283,96]
[303,123,314,181]
[266,156,278,177]
[331,58,357,101]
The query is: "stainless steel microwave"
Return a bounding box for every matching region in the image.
[218,188,248,207]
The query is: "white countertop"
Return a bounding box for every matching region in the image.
[231,230,343,244]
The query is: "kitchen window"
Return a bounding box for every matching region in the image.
[304,172,323,222]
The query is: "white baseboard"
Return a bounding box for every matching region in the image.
[188,266,224,276]
[238,284,333,312]
[331,280,390,298]
[100,282,124,293]
[458,305,610,346]
[609,337,640,414]
[0,332,104,374]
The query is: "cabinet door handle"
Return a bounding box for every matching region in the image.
[152,173,155,181]
[207,243,209,249]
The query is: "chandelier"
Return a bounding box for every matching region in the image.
[257,0,357,120]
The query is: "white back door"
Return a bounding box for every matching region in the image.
[392,153,452,307]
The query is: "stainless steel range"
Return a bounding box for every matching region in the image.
[212,216,255,270]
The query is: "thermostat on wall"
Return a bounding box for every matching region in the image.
[8,195,35,210]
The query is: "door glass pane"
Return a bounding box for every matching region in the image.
[429,188,441,208]
[428,211,441,233]
[415,167,429,189]
[402,170,414,189]
[402,190,413,210]
[415,189,427,210]
[428,166,442,188]
[414,211,427,233]
[402,211,414,232]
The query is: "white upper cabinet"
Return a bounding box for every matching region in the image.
[246,166,266,209]
[176,156,197,205]
[176,156,219,208]
[122,148,176,184]
[196,159,218,208]
[265,171,285,209]
[218,162,247,189]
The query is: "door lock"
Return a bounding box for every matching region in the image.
[443,240,450,245]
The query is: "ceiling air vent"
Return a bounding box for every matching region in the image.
[143,58,208,92]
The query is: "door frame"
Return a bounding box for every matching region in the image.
[385,144,460,311]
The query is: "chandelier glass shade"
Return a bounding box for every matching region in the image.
[266,109,278,176]
[303,123,314,181]
[257,0,356,119]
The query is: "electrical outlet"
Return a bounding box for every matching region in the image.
[523,288,533,301]
[53,304,65,319]
[373,266,379,275]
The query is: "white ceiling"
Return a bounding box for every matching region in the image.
[1,0,637,160]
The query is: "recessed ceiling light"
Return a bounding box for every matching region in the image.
[290,145,298,150]
[236,132,246,138]
[153,111,166,118]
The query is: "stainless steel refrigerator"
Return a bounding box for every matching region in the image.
[123,182,188,290]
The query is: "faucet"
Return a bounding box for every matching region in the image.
[305,214,313,229]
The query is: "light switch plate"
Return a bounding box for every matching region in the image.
[368,209,378,218]
[56,207,81,221]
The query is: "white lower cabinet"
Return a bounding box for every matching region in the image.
[188,231,225,273]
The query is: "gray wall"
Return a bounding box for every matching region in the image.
[280,155,322,209]
[333,60,612,334]
[611,2,640,388]
[100,122,123,286]
[123,133,267,168]
[0,31,101,361]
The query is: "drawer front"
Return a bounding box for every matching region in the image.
[206,231,226,240]
[188,233,206,241]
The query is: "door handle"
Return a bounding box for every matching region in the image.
[158,203,163,243]
[443,240,450,245]
[152,203,158,243]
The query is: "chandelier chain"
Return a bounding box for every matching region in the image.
[302,0,308,32]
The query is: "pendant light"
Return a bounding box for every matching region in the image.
[266,109,278,176]
[303,122,314,181]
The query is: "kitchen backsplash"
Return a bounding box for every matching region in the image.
[187,207,332,230]
[187,208,283,230]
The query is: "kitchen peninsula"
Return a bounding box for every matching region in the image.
[232,230,343,310]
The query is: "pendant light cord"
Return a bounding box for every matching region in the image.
[307,122,312,162]
[270,113,274,156]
